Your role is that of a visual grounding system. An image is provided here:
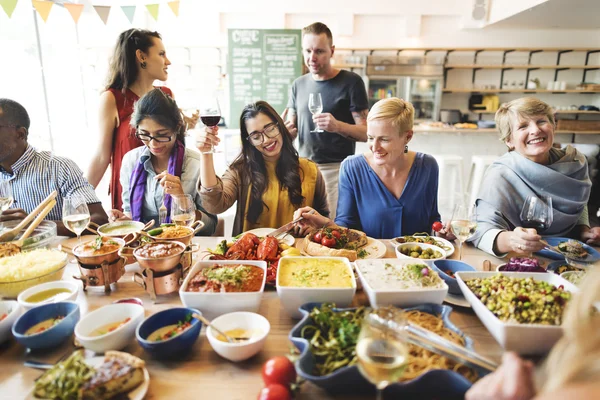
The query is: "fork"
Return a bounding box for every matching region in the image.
[158,195,167,225]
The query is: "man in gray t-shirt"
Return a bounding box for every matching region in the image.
[284,22,368,218]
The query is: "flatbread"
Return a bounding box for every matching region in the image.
[303,228,368,262]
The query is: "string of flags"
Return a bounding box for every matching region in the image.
[0,0,181,24]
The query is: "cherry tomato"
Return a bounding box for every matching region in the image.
[262,356,296,387]
[321,236,337,248]
[257,384,291,400]
[432,221,443,232]
[313,231,323,243]
[330,230,341,239]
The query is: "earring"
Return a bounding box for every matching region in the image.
[140,61,147,69]
[404,145,408,154]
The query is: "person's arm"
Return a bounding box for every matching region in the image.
[334,160,362,229]
[313,169,330,218]
[87,91,118,188]
[282,108,298,140]
[119,151,135,217]
[313,109,368,142]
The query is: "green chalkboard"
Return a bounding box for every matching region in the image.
[228,29,302,128]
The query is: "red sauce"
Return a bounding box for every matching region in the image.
[136,242,182,258]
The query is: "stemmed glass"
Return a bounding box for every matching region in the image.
[0,180,13,228]
[356,307,409,400]
[62,194,90,244]
[308,93,324,132]
[199,99,221,154]
[520,195,553,232]
[450,204,477,261]
[170,194,195,227]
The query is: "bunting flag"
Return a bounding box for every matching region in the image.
[0,0,18,18]
[121,5,135,24]
[63,3,84,24]
[32,0,53,22]
[145,3,159,21]
[93,5,110,24]
[167,0,179,16]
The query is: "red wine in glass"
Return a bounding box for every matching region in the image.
[200,115,221,127]
[521,220,548,230]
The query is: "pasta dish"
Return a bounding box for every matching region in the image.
[154,226,191,239]
[0,243,21,259]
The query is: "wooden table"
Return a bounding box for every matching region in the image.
[0,236,507,399]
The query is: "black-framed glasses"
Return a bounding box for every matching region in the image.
[247,123,280,146]
[136,132,175,143]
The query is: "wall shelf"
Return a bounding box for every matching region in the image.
[445,65,600,70]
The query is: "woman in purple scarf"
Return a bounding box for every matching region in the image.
[108,89,217,235]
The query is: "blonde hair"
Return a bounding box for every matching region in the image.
[537,266,600,393]
[495,97,556,145]
[367,98,414,135]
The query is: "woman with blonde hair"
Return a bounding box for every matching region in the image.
[294,97,441,239]
[469,97,599,256]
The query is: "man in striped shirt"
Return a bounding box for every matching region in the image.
[0,98,108,236]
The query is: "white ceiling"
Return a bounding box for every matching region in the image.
[488,0,600,29]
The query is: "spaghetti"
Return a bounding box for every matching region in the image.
[154,226,191,239]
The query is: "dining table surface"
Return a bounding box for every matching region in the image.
[0,235,524,399]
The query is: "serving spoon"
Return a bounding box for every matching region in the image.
[192,313,249,343]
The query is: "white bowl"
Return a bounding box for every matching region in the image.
[355,258,448,308]
[276,257,356,319]
[206,311,270,362]
[395,242,446,265]
[74,303,145,353]
[179,260,267,320]
[0,300,21,343]
[456,271,578,355]
[17,280,79,309]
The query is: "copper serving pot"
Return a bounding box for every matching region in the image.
[74,256,127,292]
[147,220,204,246]
[69,236,128,265]
[120,240,187,272]
[133,265,183,300]
[91,219,154,239]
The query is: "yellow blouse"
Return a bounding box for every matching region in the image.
[243,158,318,231]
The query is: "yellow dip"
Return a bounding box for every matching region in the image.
[25,316,64,336]
[90,318,132,337]
[25,288,71,304]
[278,258,353,288]
[216,328,263,343]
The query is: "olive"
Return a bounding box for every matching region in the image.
[410,245,422,253]
[410,251,420,258]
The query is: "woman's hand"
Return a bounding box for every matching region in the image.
[196,126,220,154]
[183,109,200,130]
[108,209,131,222]
[580,226,600,246]
[435,222,456,241]
[292,206,332,237]
[466,352,536,400]
[497,227,545,254]
[156,172,184,196]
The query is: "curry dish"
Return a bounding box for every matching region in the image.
[75,237,121,257]
[135,242,182,258]
[186,264,264,293]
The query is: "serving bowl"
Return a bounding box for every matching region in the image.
[395,242,446,265]
[179,260,267,319]
[125,240,187,272]
[95,220,148,239]
[431,260,476,295]
[148,221,204,246]
[0,250,68,298]
[456,271,578,355]
[17,281,79,310]
[355,259,448,307]
[12,301,80,350]
[136,307,202,359]
[0,300,21,343]
[560,270,586,286]
[75,303,145,353]
[206,311,270,362]
[276,257,356,319]
[72,236,126,265]
[290,302,482,396]
[0,220,57,251]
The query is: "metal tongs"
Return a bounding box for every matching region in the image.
[268,209,317,239]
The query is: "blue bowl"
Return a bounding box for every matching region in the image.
[12,301,80,351]
[136,307,202,359]
[536,237,600,262]
[432,260,476,295]
[290,302,485,397]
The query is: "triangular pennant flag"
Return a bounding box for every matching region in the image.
[93,5,110,25]
[167,0,179,16]
[63,3,83,24]
[145,4,159,21]
[121,5,135,24]
[0,0,18,18]
[32,0,53,22]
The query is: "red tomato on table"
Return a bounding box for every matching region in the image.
[257,384,291,400]
[262,356,296,387]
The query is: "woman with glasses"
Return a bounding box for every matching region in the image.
[197,101,329,236]
[108,89,217,235]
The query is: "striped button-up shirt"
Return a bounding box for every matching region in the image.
[0,146,100,221]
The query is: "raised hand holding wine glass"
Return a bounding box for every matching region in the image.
[308,92,324,133]
[170,194,195,227]
[450,204,477,261]
[199,99,221,154]
[520,195,553,231]
[62,194,90,243]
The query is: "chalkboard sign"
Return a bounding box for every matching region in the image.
[228,29,302,128]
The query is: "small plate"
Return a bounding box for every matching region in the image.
[444,292,471,308]
[242,228,295,247]
[26,355,149,400]
[536,237,600,262]
[358,237,387,259]
[393,235,455,258]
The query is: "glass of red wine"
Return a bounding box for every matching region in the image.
[199,99,221,154]
[520,195,553,232]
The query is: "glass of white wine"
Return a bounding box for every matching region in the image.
[170,194,195,227]
[450,204,477,261]
[356,307,409,400]
[308,92,323,132]
[62,194,90,243]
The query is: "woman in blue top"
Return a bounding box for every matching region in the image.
[294,97,441,239]
[108,89,217,235]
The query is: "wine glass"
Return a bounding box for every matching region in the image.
[520,195,553,232]
[62,194,90,244]
[450,204,477,261]
[170,194,195,227]
[199,99,221,154]
[308,93,324,132]
[0,180,13,230]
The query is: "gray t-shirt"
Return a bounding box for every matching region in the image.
[287,70,368,164]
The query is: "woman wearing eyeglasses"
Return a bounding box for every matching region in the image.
[108,89,217,235]
[197,101,329,236]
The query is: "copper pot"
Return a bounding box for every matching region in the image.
[133,265,183,300]
[120,240,187,272]
[91,219,154,239]
[66,236,128,265]
[73,256,127,293]
[147,220,204,246]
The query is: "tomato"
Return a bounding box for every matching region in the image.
[321,236,337,248]
[262,356,296,387]
[257,384,291,400]
[330,230,341,239]
[313,231,322,243]
[432,221,443,232]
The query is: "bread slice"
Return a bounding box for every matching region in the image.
[79,351,145,400]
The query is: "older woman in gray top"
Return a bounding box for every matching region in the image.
[470,97,600,256]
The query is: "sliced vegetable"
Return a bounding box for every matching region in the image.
[147,228,163,236]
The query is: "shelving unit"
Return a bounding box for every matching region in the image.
[443,89,600,93]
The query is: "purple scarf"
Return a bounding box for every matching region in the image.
[129,140,185,223]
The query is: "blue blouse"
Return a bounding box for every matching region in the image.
[335,153,441,239]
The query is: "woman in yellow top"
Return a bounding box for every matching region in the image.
[197,101,329,236]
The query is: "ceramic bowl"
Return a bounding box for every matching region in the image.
[17,281,79,310]
[12,301,79,350]
[206,312,270,362]
[431,260,476,295]
[395,242,446,265]
[0,300,21,343]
